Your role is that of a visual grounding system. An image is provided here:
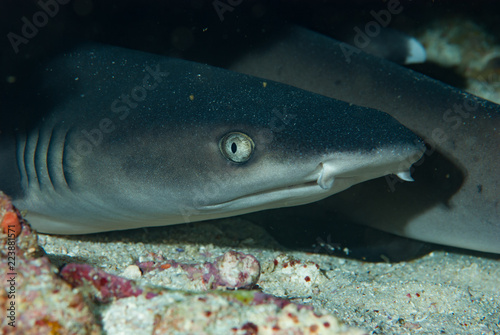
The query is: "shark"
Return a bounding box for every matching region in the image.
[0,43,424,235]
[224,26,499,253]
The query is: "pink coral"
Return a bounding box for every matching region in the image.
[0,192,100,334]
[137,250,261,290]
[60,263,158,303]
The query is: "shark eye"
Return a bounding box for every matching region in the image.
[219,132,255,163]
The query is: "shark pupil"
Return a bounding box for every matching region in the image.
[219,132,255,164]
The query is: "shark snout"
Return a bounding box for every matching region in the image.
[314,141,425,193]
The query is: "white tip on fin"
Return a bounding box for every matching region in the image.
[396,171,414,182]
[405,37,427,64]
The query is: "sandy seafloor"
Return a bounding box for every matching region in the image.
[38,218,499,334]
[2,3,500,334]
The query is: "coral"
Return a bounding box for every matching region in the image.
[0,192,101,335]
[1,212,21,238]
[137,250,260,290]
[103,291,367,335]
[60,263,158,303]
[259,254,327,299]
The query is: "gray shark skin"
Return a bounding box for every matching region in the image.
[0,44,424,234]
[226,26,499,253]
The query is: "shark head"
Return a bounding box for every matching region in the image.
[168,95,425,220]
[98,72,425,225]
